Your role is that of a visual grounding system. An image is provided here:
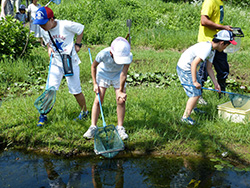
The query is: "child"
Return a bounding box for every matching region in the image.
[27,0,43,46]
[83,37,133,140]
[33,6,88,126]
[177,30,237,125]
[14,4,27,25]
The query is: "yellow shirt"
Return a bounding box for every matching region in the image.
[198,0,224,42]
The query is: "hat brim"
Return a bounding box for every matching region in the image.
[33,18,49,25]
[113,52,133,65]
[230,40,237,45]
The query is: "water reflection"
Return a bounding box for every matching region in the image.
[0,150,249,188]
[92,159,124,187]
[43,159,82,188]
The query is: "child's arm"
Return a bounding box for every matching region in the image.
[118,64,130,102]
[206,61,221,92]
[75,31,84,53]
[191,57,202,89]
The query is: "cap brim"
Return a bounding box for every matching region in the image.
[33,18,49,25]
[230,40,237,45]
[113,52,133,65]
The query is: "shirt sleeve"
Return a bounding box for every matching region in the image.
[95,51,104,64]
[200,0,214,18]
[65,20,84,35]
[196,43,212,61]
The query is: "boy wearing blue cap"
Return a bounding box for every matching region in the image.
[177,30,237,125]
[33,6,88,126]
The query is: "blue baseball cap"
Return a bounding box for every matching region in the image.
[33,6,54,25]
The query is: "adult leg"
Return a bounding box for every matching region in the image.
[198,60,208,105]
[213,50,229,94]
[218,78,226,98]
[15,0,20,12]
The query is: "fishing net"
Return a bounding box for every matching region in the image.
[53,0,61,5]
[228,93,250,108]
[94,125,124,158]
[46,0,61,7]
[34,86,56,115]
[182,84,250,108]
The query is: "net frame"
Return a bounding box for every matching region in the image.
[94,94,124,158]
[182,84,250,108]
[34,87,56,115]
[34,54,56,115]
[94,124,124,158]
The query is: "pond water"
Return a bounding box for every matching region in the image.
[0,150,250,188]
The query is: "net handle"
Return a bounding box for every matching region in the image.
[45,0,61,7]
[182,84,235,95]
[88,48,107,127]
[46,54,53,90]
[97,93,107,127]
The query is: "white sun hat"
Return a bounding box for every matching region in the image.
[111,37,133,65]
[214,30,237,45]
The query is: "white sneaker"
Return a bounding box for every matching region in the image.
[83,125,97,139]
[116,125,128,140]
[198,96,208,105]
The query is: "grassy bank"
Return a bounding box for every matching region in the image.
[1,46,250,165]
[1,0,250,164]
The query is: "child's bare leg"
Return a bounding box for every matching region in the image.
[183,96,200,118]
[74,92,87,111]
[115,88,126,127]
[91,87,106,126]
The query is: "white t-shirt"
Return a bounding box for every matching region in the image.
[43,20,84,67]
[177,42,215,71]
[96,47,124,80]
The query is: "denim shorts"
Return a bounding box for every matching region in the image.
[176,66,201,98]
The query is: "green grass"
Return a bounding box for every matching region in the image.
[1,46,250,164]
[1,1,250,164]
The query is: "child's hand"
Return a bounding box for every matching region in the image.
[117,91,127,102]
[214,83,221,93]
[93,84,99,94]
[193,82,201,89]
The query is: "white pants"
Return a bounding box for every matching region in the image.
[10,0,21,12]
[46,64,82,94]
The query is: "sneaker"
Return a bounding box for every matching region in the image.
[198,96,208,105]
[116,126,128,140]
[193,107,206,114]
[83,125,97,139]
[181,117,195,125]
[74,110,89,121]
[37,114,47,127]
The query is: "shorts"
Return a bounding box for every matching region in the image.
[176,66,201,98]
[46,64,82,94]
[96,76,125,89]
